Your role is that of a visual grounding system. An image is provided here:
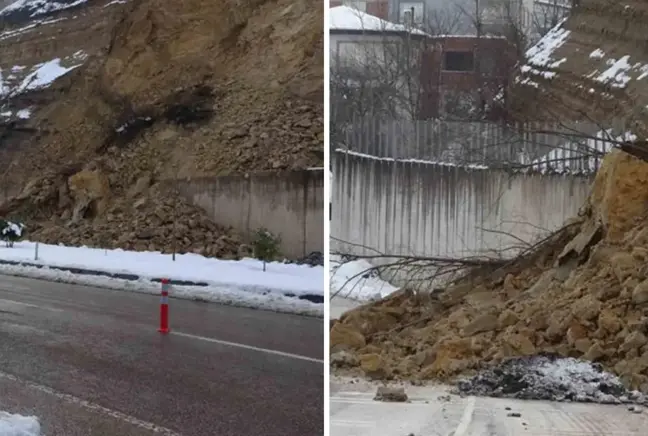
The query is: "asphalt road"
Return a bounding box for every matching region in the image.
[0,274,324,436]
[331,379,648,436]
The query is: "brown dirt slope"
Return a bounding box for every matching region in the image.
[0,0,323,255]
[510,0,648,137]
[331,149,648,392]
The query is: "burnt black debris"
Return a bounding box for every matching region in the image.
[454,354,648,405]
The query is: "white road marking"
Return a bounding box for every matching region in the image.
[0,284,31,291]
[172,331,324,364]
[453,396,476,436]
[0,370,183,436]
[0,298,63,312]
[333,419,375,428]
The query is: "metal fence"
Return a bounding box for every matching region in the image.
[333,117,627,173]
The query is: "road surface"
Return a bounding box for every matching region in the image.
[0,274,324,435]
[331,378,648,435]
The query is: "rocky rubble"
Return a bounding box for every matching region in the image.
[1,170,243,258]
[330,150,648,393]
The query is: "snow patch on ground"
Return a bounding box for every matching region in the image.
[0,241,323,316]
[330,254,398,302]
[103,0,126,6]
[13,57,81,95]
[0,50,87,101]
[0,17,67,41]
[16,108,30,119]
[0,411,41,436]
[1,0,88,18]
[455,354,647,404]
[522,18,570,73]
[0,241,322,297]
[0,263,323,317]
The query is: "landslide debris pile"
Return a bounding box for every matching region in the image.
[331,150,648,393]
[0,0,323,256]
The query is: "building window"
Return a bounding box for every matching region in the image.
[343,0,367,11]
[443,51,474,72]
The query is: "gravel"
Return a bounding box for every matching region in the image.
[454,354,648,405]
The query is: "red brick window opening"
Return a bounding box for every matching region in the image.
[443,51,474,72]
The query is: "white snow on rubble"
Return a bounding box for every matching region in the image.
[0,411,41,436]
[0,0,88,18]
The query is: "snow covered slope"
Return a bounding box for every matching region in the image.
[0,0,126,125]
[0,0,90,25]
[511,1,648,140]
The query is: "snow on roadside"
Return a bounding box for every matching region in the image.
[330,254,398,302]
[0,241,323,316]
[0,241,322,296]
[0,262,323,317]
[0,411,41,436]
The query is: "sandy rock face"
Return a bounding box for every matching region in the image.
[67,170,112,222]
[590,150,648,241]
[330,151,648,391]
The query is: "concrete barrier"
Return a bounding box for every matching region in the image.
[170,169,324,260]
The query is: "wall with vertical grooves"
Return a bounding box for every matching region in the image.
[171,169,324,259]
[331,152,592,281]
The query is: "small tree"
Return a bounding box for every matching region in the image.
[0,220,25,247]
[251,227,281,272]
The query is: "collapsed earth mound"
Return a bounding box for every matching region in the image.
[331,149,648,393]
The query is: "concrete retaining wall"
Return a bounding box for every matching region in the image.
[332,152,592,268]
[174,169,324,259]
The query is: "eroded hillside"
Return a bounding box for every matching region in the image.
[0,0,323,255]
[510,0,648,137]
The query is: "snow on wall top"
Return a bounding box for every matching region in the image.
[527,129,637,174]
[329,6,427,35]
